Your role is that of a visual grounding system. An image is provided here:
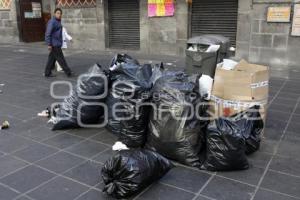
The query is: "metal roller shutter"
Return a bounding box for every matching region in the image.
[191,0,238,47]
[108,0,140,50]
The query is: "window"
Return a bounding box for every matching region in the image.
[56,0,96,8]
[0,0,11,10]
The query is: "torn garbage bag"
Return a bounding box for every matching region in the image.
[52,64,108,130]
[201,106,263,171]
[146,72,209,168]
[102,149,173,199]
[106,56,153,147]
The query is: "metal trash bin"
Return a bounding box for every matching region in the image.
[201,34,231,63]
[185,34,231,77]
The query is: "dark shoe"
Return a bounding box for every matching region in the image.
[44,73,56,78]
[67,72,76,77]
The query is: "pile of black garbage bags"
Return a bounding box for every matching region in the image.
[50,54,264,199]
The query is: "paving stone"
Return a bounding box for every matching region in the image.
[0,165,55,193]
[21,126,63,142]
[160,166,212,193]
[260,139,278,154]
[12,142,58,163]
[0,134,35,154]
[201,176,256,200]
[15,195,33,200]
[136,183,195,200]
[267,110,291,122]
[254,189,299,200]
[277,134,300,158]
[76,189,108,200]
[36,151,85,174]
[92,148,116,164]
[66,128,102,138]
[195,195,212,200]
[27,176,89,200]
[261,170,300,197]
[286,122,300,134]
[271,97,297,106]
[290,114,300,124]
[42,133,84,149]
[217,166,265,186]
[65,140,108,158]
[90,129,118,145]
[269,156,300,177]
[64,160,102,187]
[0,184,20,200]
[0,155,28,178]
[247,152,272,169]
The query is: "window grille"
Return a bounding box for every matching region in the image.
[0,0,11,10]
[56,0,96,8]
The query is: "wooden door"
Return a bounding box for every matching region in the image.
[18,0,45,42]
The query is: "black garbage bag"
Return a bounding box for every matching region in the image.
[52,64,108,130]
[102,149,173,199]
[201,119,249,171]
[201,114,255,171]
[201,106,263,171]
[110,54,140,69]
[146,71,209,168]
[106,55,153,147]
[232,105,264,155]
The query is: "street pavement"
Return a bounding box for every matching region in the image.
[0,43,300,200]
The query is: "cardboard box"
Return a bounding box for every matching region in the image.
[213,60,269,101]
[208,96,268,120]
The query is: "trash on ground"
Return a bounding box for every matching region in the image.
[201,115,250,171]
[112,141,129,151]
[102,149,173,199]
[37,108,50,118]
[199,74,214,100]
[146,71,209,168]
[233,106,264,155]
[106,54,153,148]
[51,64,108,130]
[0,121,10,130]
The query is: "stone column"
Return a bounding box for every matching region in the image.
[235,0,252,60]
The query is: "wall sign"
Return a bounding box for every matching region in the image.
[267,6,291,22]
[32,2,42,18]
[292,4,300,36]
[148,0,175,17]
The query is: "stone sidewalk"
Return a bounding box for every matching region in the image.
[0,43,300,200]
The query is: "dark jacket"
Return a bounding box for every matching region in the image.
[45,17,63,47]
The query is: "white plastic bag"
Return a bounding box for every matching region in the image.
[199,75,214,100]
[222,59,238,70]
[206,45,220,53]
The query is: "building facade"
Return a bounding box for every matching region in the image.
[0,0,300,68]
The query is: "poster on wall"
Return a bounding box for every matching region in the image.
[32,2,42,18]
[292,4,300,36]
[148,0,175,17]
[267,6,291,22]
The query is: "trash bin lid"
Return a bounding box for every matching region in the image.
[200,34,230,53]
[201,34,230,44]
[187,36,218,46]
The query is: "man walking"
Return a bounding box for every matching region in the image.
[44,8,72,77]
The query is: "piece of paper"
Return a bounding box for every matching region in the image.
[165,3,174,16]
[148,4,157,17]
[148,0,175,17]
